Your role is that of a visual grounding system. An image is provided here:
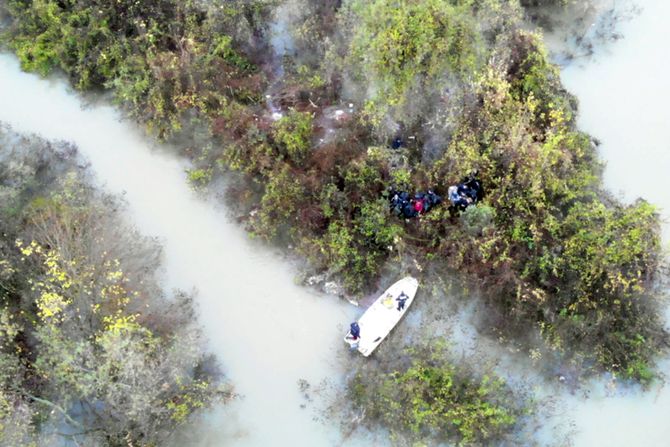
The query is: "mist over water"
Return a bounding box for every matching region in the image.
[0,53,370,446]
[557,0,670,445]
[559,0,670,236]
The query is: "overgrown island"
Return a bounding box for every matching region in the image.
[0,0,665,445]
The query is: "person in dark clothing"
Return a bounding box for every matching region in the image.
[448,185,470,210]
[426,189,442,207]
[402,201,418,218]
[389,189,403,217]
[389,188,408,217]
[457,183,474,201]
[396,292,409,311]
[461,171,483,202]
[389,187,443,218]
[448,172,484,212]
[390,191,402,215]
[350,322,361,340]
[417,190,441,213]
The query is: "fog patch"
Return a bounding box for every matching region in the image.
[525,0,642,66]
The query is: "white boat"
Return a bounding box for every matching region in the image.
[344,276,419,356]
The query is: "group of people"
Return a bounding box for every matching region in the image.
[447,173,483,211]
[388,173,483,219]
[389,188,443,219]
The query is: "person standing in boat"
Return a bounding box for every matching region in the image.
[349,322,361,340]
[396,291,409,311]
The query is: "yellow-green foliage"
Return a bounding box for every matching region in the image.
[6,235,221,443]
[563,200,658,303]
[5,0,267,138]
[187,167,214,189]
[317,199,402,291]
[219,119,279,175]
[254,163,305,238]
[272,109,314,163]
[350,345,519,445]
[341,0,485,128]
[425,36,662,378]
[0,140,225,445]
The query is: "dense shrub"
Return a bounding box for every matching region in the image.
[3,0,272,137]
[350,344,521,445]
[272,109,314,162]
[0,127,226,445]
[423,34,663,378]
[337,0,486,132]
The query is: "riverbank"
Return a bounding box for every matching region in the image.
[0,53,368,446]
[557,0,670,444]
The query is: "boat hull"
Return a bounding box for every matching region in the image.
[344,276,419,357]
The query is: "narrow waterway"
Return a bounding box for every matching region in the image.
[0,53,371,446]
[558,0,670,445]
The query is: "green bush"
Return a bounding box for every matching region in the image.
[340,0,486,130]
[272,110,314,163]
[5,0,268,138]
[186,167,213,188]
[0,130,225,445]
[254,164,305,239]
[314,198,401,291]
[425,49,663,375]
[350,344,520,445]
[460,204,495,236]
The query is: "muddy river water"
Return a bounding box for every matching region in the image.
[557,0,670,445]
[0,53,369,446]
